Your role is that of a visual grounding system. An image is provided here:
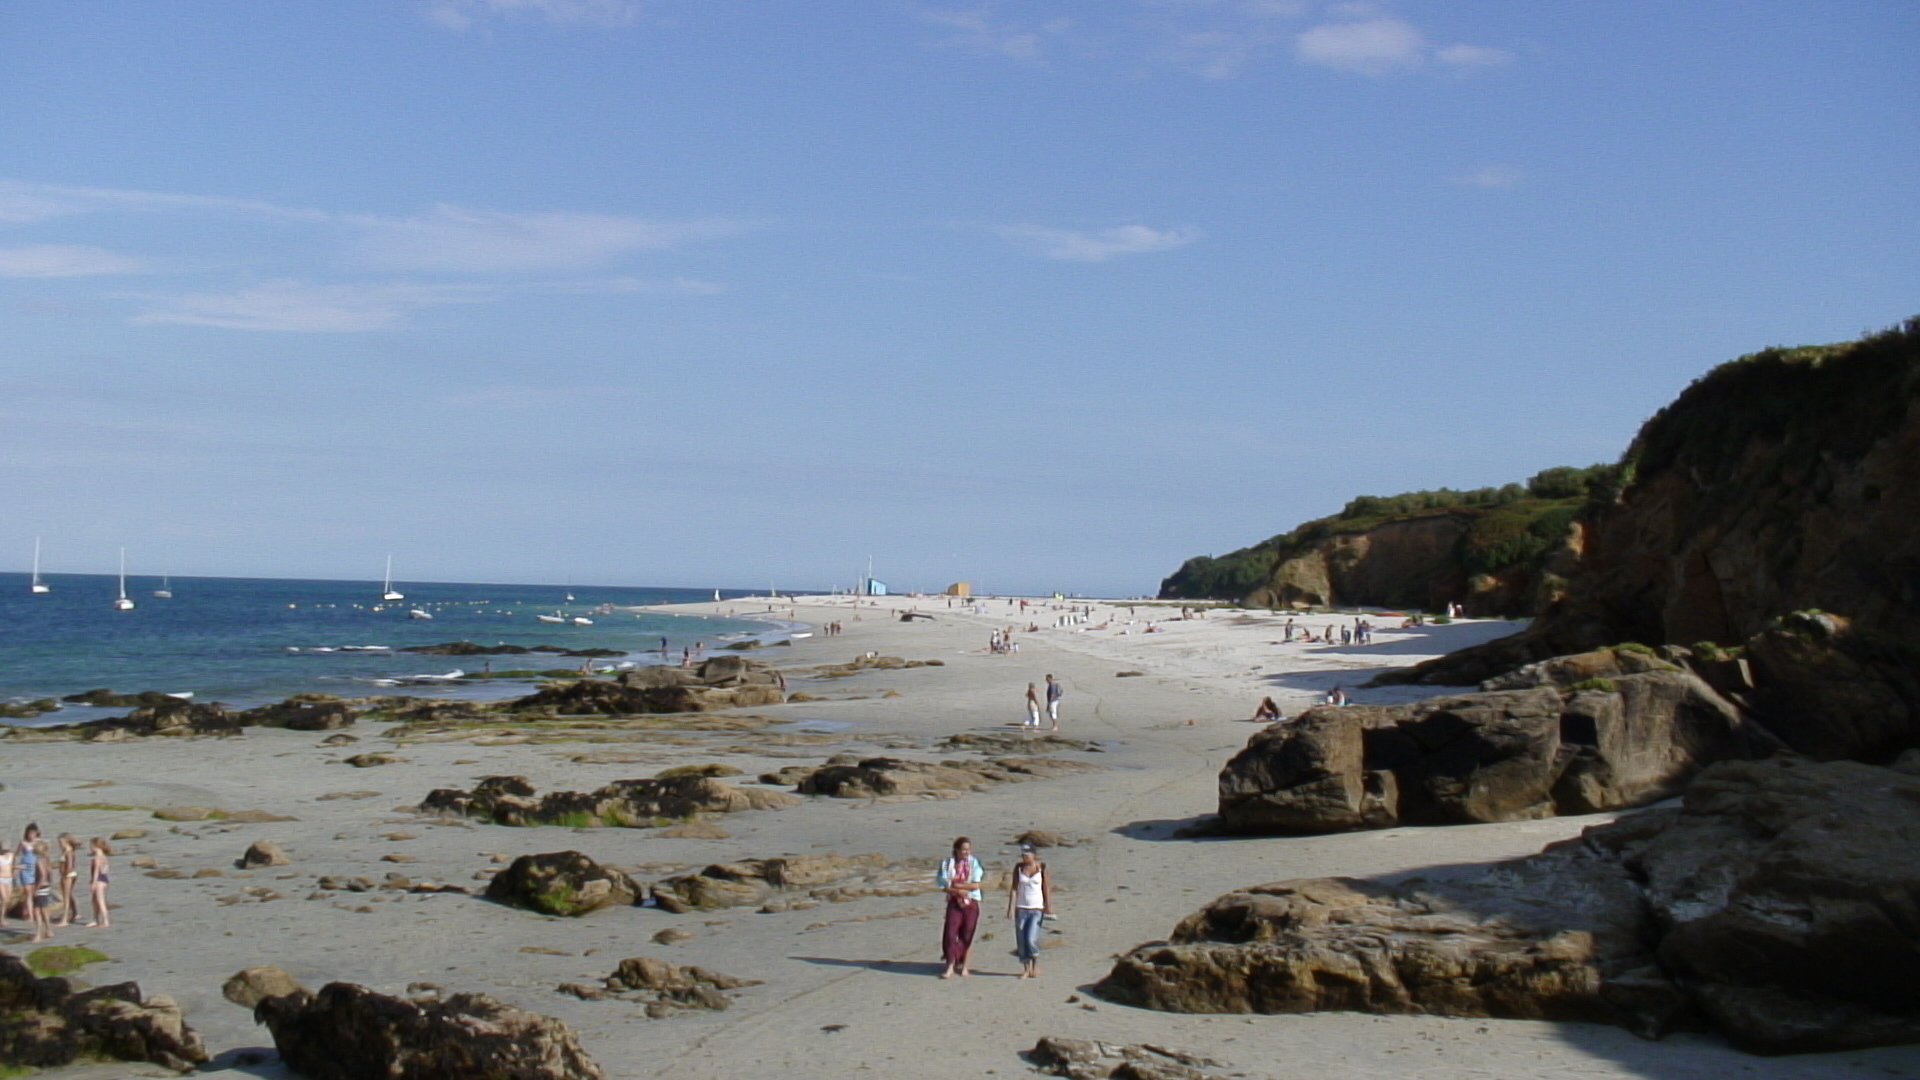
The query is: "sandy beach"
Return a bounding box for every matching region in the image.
[5,595,1915,1079]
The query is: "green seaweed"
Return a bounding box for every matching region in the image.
[26,945,110,977]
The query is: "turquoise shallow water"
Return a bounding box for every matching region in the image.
[0,574,787,721]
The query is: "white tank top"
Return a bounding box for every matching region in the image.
[1014,864,1045,909]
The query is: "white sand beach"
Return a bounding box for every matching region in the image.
[5,595,1915,1079]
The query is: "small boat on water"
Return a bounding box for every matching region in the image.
[381,556,404,601]
[408,609,433,620]
[571,616,593,625]
[29,538,50,594]
[153,574,173,599]
[113,549,135,611]
[535,613,566,624]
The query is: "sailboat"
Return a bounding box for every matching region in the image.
[29,537,49,594]
[113,549,135,611]
[381,556,404,601]
[153,574,173,599]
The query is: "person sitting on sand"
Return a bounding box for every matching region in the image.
[84,837,111,928]
[1006,843,1054,979]
[1251,696,1283,722]
[935,837,984,979]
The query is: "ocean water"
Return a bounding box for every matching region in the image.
[0,574,793,724]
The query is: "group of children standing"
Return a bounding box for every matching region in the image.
[0,823,112,942]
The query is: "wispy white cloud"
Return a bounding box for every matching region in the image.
[1296,13,1510,76]
[0,244,146,278]
[126,275,722,332]
[0,179,329,225]
[129,280,494,332]
[920,9,1073,63]
[1434,43,1513,70]
[351,205,747,273]
[1454,164,1526,189]
[995,224,1198,262]
[426,0,643,31]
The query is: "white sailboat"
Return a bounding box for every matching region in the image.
[113,548,135,611]
[381,556,404,601]
[29,537,49,594]
[153,574,173,599]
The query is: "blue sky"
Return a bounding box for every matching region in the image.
[2,1,1914,597]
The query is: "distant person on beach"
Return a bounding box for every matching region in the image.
[27,840,54,942]
[0,840,13,927]
[1025,683,1041,727]
[84,837,111,928]
[935,836,984,979]
[14,823,41,926]
[1251,697,1283,722]
[1044,674,1064,730]
[1006,843,1054,979]
[55,834,78,927]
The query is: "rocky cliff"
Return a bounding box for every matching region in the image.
[1387,318,1920,753]
[1160,477,1602,616]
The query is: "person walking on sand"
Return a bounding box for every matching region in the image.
[1006,843,1054,978]
[935,837,984,979]
[1024,683,1041,727]
[1044,674,1064,731]
[84,837,111,928]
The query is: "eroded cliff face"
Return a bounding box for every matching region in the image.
[1239,512,1577,616]
[1392,320,1920,758]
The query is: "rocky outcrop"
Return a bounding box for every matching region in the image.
[1391,321,1920,718]
[421,774,799,827]
[485,851,641,916]
[1102,756,1920,1055]
[1217,647,1765,833]
[239,840,291,868]
[507,660,786,714]
[558,956,761,1017]
[248,977,604,1080]
[648,852,928,912]
[1027,1036,1232,1080]
[792,755,1103,798]
[0,950,208,1073]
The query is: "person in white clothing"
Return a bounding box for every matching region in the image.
[1005,843,1054,978]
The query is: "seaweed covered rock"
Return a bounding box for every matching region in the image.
[1217,652,1761,833]
[0,950,208,1073]
[422,774,797,827]
[1104,757,1920,1055]
[252,980,604,1080]
[485,851,641,916]
[793,756,1101,799]
[648,852,925,911]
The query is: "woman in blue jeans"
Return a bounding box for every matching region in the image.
[1005,843,1054,978]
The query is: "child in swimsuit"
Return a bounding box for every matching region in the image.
[56,834,79,927]
[85,837,112,928]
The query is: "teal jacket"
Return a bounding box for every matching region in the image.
[935,855,984,902]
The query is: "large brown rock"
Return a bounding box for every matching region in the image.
[253,981,604,1080]
[421,774,797,827]
[484,851,641,916]
[1386,322,1920,742]
[1105,757,1920,1055]
[0,950,208,1073]
[1218,653,1757,832]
